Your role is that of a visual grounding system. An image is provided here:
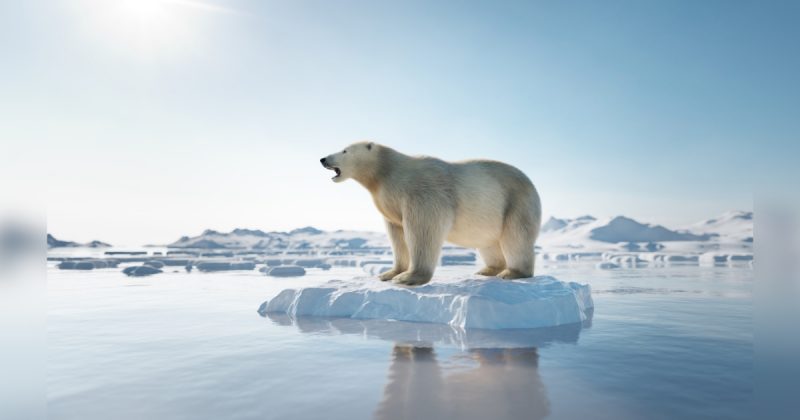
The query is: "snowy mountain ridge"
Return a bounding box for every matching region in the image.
[683,210,753,243]
[169,226,388,250]
[166,211,752,251]
[47,233,111,248]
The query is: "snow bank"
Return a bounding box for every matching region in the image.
[258,276,593,330]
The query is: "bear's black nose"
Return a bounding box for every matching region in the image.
[320,157,327,165]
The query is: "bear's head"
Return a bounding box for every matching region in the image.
[320,141,379,183]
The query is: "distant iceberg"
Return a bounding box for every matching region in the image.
[258,276,593,330]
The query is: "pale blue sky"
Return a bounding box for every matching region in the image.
[3,0,797,245]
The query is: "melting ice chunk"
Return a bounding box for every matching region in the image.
[258,276,593,330]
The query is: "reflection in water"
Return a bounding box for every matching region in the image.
[263,313,593,420]
[265,311,590,349]
[375,345,548,420]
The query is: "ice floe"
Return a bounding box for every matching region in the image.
[57,260,119,270]
[122,265,162,277]
[258,276,593,330]
[264,265,307,277]
[195,261,256,272]
[699,252,754,265]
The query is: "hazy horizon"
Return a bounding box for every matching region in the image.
[48,206,753,247]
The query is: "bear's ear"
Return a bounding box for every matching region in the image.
[367,142,373,151]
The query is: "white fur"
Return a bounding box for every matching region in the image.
[321,142,542,285]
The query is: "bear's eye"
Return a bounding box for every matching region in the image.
[342,150,347,154]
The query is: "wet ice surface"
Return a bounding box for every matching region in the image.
[47,263,753,420]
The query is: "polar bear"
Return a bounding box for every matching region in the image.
[320,142,541,286]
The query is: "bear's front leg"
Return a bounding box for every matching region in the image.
[391,206,451,286]
[378,269,404,281]
[379,220,409,281]
[391,269,433,286]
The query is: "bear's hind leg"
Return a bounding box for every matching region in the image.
[380,221,409,281]
[498,237,533,279]
[477,244,506,276]
[498,209,535,280]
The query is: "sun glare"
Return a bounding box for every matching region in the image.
[71,0,237,58]
[119,0,169,23]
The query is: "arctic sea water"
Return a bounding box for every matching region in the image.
[47,263,752,419]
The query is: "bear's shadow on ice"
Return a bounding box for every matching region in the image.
[265,314,592,420]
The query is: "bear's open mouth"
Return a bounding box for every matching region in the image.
[321,160,341,180]
[328,167,341,180]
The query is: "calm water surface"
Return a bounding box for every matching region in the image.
[47,263,752,419]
